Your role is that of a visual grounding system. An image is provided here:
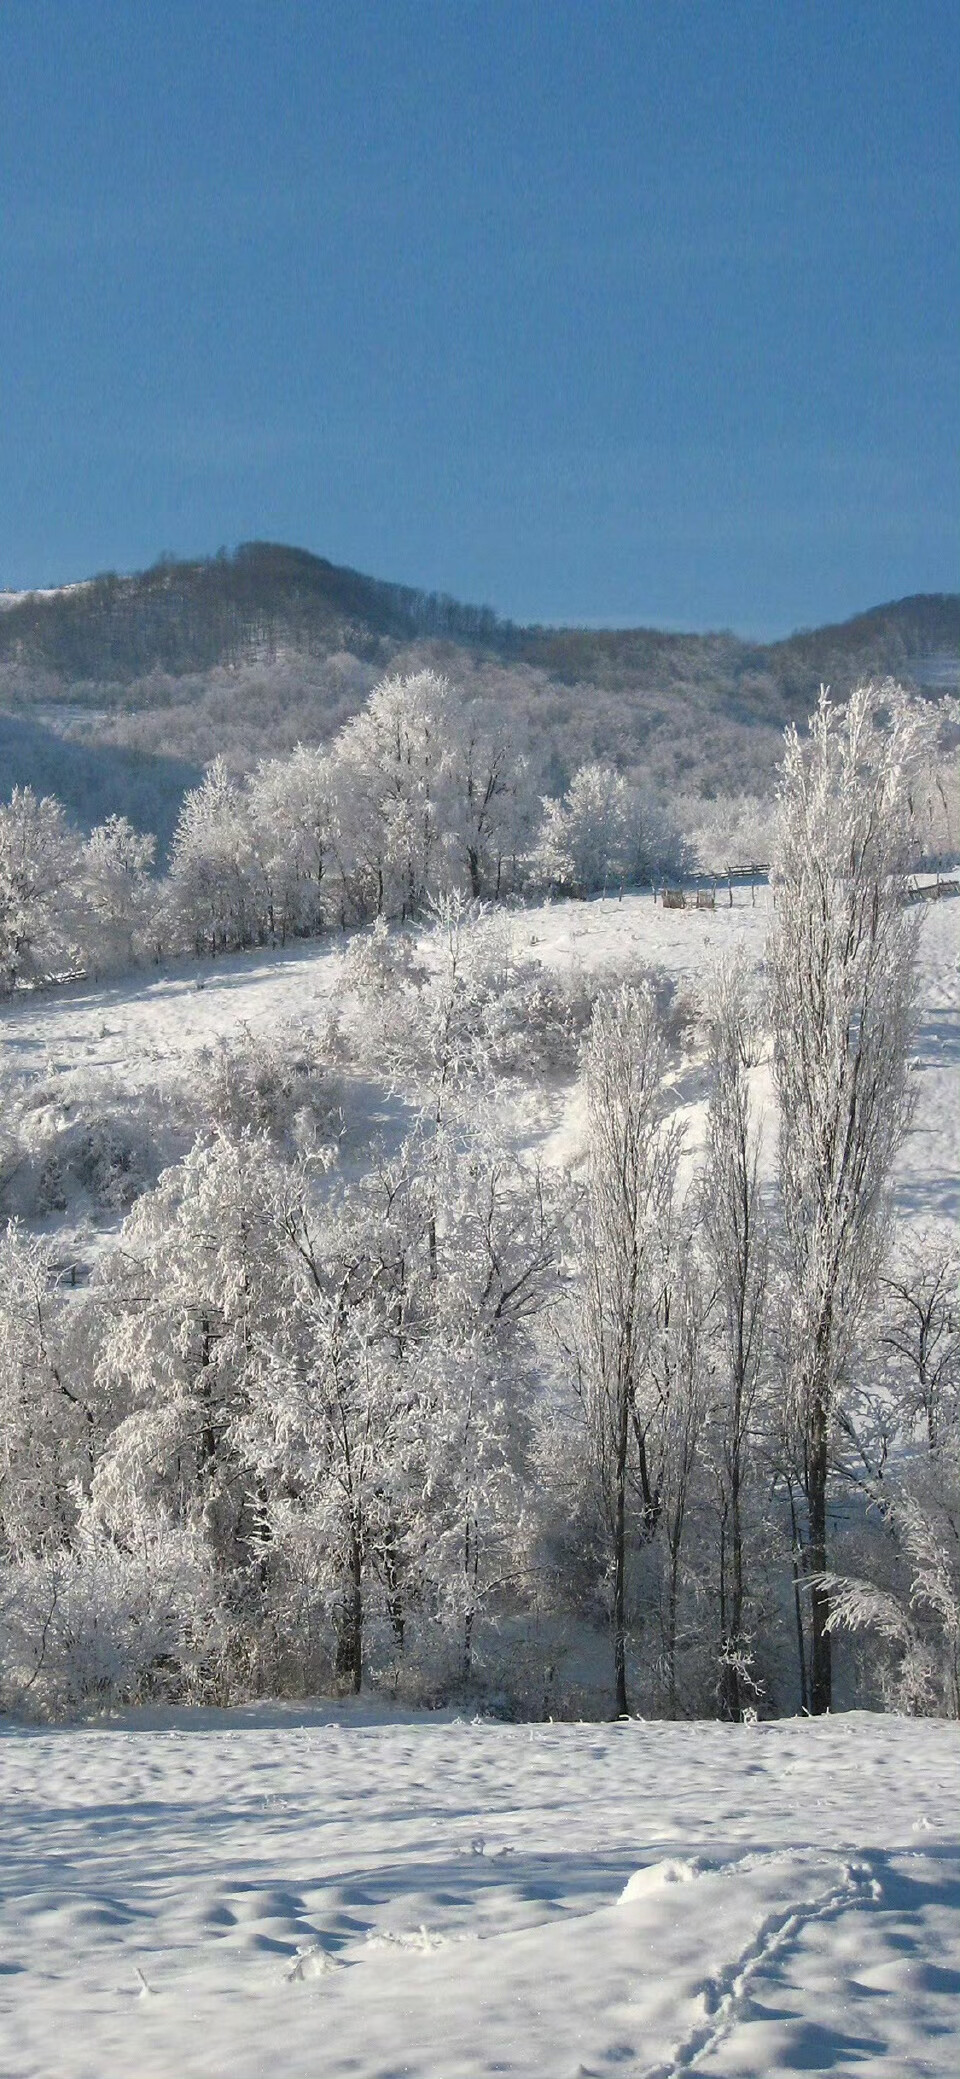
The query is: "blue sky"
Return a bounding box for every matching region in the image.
[0,0,956,634]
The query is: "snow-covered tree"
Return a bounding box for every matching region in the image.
[534,764,682,895]
[331,671,457,919]
[166,758,262,953]
[80,814,156,973]
[656,1252,711,1717]
[879,1226,960,1451]
[89,1132,289,1582]
[574,982,682,1715]
[823,1226,960,1717]
[0,1226,93,1556]
[247,744,338,940]
[769,683,926,1713]
[447,708,530,898]
[534,763,630,895]
[701,950,768,1718]
[0,787,82,991]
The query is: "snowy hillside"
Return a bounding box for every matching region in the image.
[1,1705,957,2078]
[4,884,957,1253]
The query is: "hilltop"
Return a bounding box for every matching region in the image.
[0,543,956,828]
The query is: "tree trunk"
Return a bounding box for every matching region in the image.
[613,1385,630,1717]
[787,1481,810,1714]
[666,1545,680,1718]
[335,1532,363,1694]
[462,1514,479,1682]
[720,1432,745,1721]
[807,1394,832,1714]
[382,1524,404,1654]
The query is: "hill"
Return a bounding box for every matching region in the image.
[0,544,956,823]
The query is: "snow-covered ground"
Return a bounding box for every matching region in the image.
[1,1706,957,2077]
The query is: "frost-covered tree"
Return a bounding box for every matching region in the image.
[0,1226,93,1555]
[823,1432,960,1719]
[575,983,682,1715]
[535,764,682,895]
[447,708,530,898]
[878,1226,960,1452]
[89,1132,289,1582]
[251,1279,430,1692]
[332,671,457,918]
[684,793,777,877]
[0,787,82,991]
[166,758,262,953]
[770,684,926,1713]
[238,1108,555,1695]
[620,787,689,886]
[247,744,338,941]
[701,950,767,1718]
[534,763,630,895]
[80,814,156,973]
[822,1226,960,1717]
[656,1253,711,1717]
[332,672,531,917]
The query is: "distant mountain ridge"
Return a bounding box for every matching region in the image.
[0,541,956,693]
[0,544,956,833]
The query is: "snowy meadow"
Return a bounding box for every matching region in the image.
[2,1705,958,2077]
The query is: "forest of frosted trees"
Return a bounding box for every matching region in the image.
[0,674,957,1722]
[0,669,701,992]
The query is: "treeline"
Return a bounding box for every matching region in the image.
[0,687,956,1723]
[1,667,956,995]
[765,592,960,704]
[0,670,691,990]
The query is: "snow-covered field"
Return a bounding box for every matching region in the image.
[1,1706,957,2077]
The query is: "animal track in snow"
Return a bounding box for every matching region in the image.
[635,1858,876,2078]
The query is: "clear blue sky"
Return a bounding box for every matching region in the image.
[0,0,956,635]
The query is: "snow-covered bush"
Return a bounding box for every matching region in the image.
[340,898,675,1090]
[195,1024,342,1157]
[0,1082,165,1222]
[0,1511,225,1715]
